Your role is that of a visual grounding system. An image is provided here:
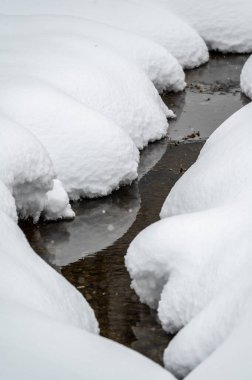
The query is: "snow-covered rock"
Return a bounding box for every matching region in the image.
[0,210,98,333]
[241,55,252,99]
[0,298,176,380]
[0,0,209,69]
[0,115,74,221]
[0,32,170,150]
[0,77,139,199]
[126,102,252,374]
[153,0,252,53]
[0,14,185,93]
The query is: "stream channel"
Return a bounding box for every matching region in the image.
[20,53,250,366]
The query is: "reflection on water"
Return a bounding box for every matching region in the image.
[20,53,251,366]
[20,138,168,268]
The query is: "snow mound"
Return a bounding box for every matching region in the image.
[0,210,98,333]
[0,77,139,199]
[0,14,185,93]
[156,0,252,53]
[0,299,176,380]
[241,55,252,99]
[0,32,170,150]
[0,0,209,69]
[126,102,252,375]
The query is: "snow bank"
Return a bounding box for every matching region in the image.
[241,55,252,99]
[0,32,170,150]
[0,77,139,199]
[0,0,208,69]
[153,0,252,53]
[0,299,176,380]
[0,210,98,333]
[126,102,252,375]
[0,14,185,93]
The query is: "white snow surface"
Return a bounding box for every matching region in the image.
[241,55,252,99]
[0,14,185,93]
[0,31,171,150]
[0,210,98,333]
[0,77,139,199]
[151,0,252,53]
[126,102,252,376]
[0,0,209,69]
[0,299,176,380]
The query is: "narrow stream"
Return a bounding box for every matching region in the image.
[20,53,250,366]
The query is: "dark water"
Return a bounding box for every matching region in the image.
[20,53,250,366]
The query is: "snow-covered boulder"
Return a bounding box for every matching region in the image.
[152,0,252,53]
[126,102,252,374]
[0,210,98,333]
[0,14,185,93]
[0,298,176,380]
[241,55,252,99]
[0,32,171,150]
[0,0,209,69]
[0,77,139,199]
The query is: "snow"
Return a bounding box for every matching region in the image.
[0,30,171,150]
[0,0,209,69]
[125,102,252,375]
[241,55,252,99]
[151,0,252,53]
[0,14,185,93]
[0,299,176,380]
[44,179,75,221]
[0,181,17,222]
[0,210,98,333]
[0,77,139,199]
[186,301,252,380]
